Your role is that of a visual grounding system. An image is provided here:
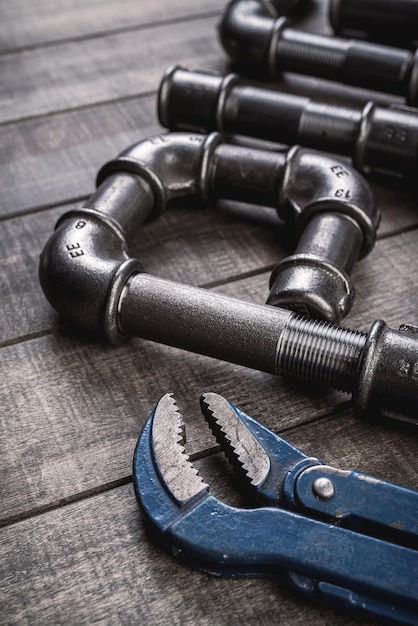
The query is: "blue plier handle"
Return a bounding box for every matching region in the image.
[133,392,418,624]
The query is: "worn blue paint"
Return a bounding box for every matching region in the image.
[133,399,418,624]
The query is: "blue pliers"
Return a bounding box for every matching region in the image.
[133,392,418,624]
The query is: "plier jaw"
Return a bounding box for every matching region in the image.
[200,392,321,508]
[133,392,418,624]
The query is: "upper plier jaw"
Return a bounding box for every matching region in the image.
[199,391,321,506]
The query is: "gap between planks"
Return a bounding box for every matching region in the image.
[0,9,222,58]
[0,400,351,529]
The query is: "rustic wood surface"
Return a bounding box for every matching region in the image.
[0,0,417,624]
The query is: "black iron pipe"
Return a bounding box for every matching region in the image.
[219,0,418,105]
[39,132,377,327]
[159,66,418,180]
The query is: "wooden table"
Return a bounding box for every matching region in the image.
[1,0,417,623]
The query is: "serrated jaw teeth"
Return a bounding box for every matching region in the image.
[152,393,208,502]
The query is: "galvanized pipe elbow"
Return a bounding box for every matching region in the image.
[219,0,302,68]
[39,132,220,341]
[39,131,377,343]
[268,145,377,321]
[219,0,418,105]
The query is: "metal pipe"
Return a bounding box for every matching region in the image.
[39,132,377,325]
[219,0,418,105]
[38,131,417,423]
[159,66,418,180]
[119,272,418,423]
[329,0,418,48]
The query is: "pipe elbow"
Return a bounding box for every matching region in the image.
[268,148,379,322]
[218,0,277,65]
[280,147,379,257]
[97,132,222,213]
[39,132,223,341]
[219,0,302,66]
[39,209,142,341]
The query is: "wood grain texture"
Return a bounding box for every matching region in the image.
[0,96,160,216]
[0,0,224,51]
[1,0,417,623]
[0,16,224,125]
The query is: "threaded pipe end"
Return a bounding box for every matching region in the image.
[299,102,361,155]
[274,29,347,79]
[276,315,366,392]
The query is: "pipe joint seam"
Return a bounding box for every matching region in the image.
[97,133,223,219]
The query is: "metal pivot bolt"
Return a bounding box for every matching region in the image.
[219,0,418,105]
[312,477,335,500]
[159,66,418,180]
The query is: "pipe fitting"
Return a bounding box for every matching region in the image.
[39,132,377,336]
[219,0,418,105]
[39,174,152,342]
[159,75,379,321]
[38,131,418,424]
[159,66,418,180]
[269,145,377,321]
[40,133,221,342]
[219,0,302,66]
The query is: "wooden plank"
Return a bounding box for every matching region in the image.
[0,96,160,216]
[0,484,362,626]
[0,0,223,52]
[0,16,224,125]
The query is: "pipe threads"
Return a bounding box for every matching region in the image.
[299,102,361,153]
[275,31,347,78]
[276,315,366,391]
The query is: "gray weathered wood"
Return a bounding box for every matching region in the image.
[0,16,224,125]
[1,0,417,623]
[0,96,160,216]
[0,0,223,51]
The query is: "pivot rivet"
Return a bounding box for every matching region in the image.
[312,477,335,500]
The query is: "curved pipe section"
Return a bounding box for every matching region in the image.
[39,131,377,341]
[219,0,418,105]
